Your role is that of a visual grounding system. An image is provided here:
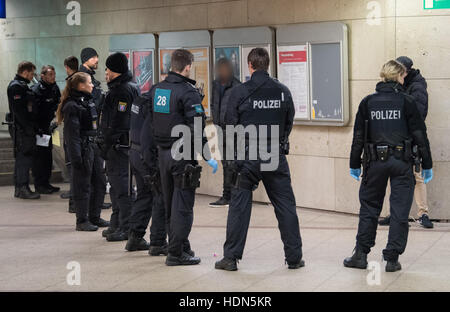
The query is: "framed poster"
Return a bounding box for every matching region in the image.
[109,50,131,69]
[277,44,309,120]
[187,47,210,116]
[214,46,241,81]
[241,44,271,82]
[159,48,176,81]
[132,50,154,93]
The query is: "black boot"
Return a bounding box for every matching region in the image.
[90,218,110,228]
[165,252,201,266]
[46,184,60,193]
[102,227,116,238]
[35,185,54,194]
[209,197,229,208]
[68,202,76,213]
[215,257,238,271]
[14,186,19,198]
[287,259,305,270]
[106,230,128,242]
[149,243,168,256]
[126,232,150,251]
[343,247,368,269]
[102,202,112,210]
[386,261,402,272]
[17,186,40,200]
[76,221,98,231]
[60,191,71,199]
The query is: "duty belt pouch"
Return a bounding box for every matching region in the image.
[404,140,412,162]
[394,146,404,160]
[181,164,202,189]
[376,146,389,162]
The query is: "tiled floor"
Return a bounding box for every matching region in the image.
[0,184,449,292]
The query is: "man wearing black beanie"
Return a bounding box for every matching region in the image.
[98,52,140,241]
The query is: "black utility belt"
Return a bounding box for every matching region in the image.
[369,144,406,162]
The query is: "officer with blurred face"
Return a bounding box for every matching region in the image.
[99,52,140,242]
[31,65,61,194]
[209,58,241,208]
[125,95,167,253]
[148,49,218,266]
[7,61,40,199]
[344,60,433,272]
[215,48,304,271]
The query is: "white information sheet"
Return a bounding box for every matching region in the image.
[36,134,51,147]
[277,45,309,120]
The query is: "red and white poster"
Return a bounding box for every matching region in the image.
[277,45,309,120]
[132,50,153,93]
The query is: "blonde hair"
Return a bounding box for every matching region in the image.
[380,60,406,83]
[56,72,90,124]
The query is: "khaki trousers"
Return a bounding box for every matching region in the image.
[414,170,429,217]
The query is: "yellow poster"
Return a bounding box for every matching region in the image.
[188,47,210,116]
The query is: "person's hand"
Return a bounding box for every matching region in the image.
[350,168,361,181]
[207,159,218,174]
[422,169,433,184]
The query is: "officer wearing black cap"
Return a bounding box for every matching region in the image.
[148,49,218,266]
[31,65,61,194]
[57,72,110,231]
[7,61,40,200]
[125,94,167,253]
[79,48,110,212]
[344,60,433,272]
[215,48,304,271]
[99,52,140,241]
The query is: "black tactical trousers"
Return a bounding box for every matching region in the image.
[220,130,232,201]
[129,148,166,245]
[158,147,196,257]
[89,146,106,222]
[223,155,303,264]
[71,142,101,224]
[106,148,132,232]
[14,132,35,188]
[356,157,415,262]
[32,140,52,188]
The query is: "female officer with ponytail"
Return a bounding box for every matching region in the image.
[56,72,110,231]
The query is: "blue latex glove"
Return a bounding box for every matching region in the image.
[350,168,361,181]
[207,159,218,174]
[422,169,433,184]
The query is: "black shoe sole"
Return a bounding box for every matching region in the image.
[18,195,40,200]
[76,227,98,232]
[386,263,402,272]
[215,264,237,271]
[343,260,368,269]
[106,237,128,242]
[126,244,149,251]
[165,258,201,266]
[288,260,305,269]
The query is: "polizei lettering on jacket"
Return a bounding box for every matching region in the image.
[253,99,281,109]
[370,110,401,120]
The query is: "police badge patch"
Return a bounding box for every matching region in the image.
[118,101,127,112]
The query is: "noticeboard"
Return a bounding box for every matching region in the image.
[276,22,349,126]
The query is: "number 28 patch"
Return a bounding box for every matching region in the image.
[154,88,171,114]
[118,101,128,112]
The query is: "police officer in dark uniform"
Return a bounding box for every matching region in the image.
[7,61,40,199]
[215,48,304,271]
[98,52,140,242]
[344,60,433,272]
[148,49,218,266]
[79,48,110,212]
[58,72,110,231]
[31,65,61,194]
[124,95,167,253]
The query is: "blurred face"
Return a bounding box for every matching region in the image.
[77,76,94,94]
[105,68,121,83]
[217,63,232,83]
[41,69,56,84]
[85,56,99,70]
[398,71,407,85]
[22,69,35,81]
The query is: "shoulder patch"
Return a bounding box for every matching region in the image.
[118,101,128,112]
[192,104,204,114]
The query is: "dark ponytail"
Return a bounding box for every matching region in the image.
[56,72,90,124]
